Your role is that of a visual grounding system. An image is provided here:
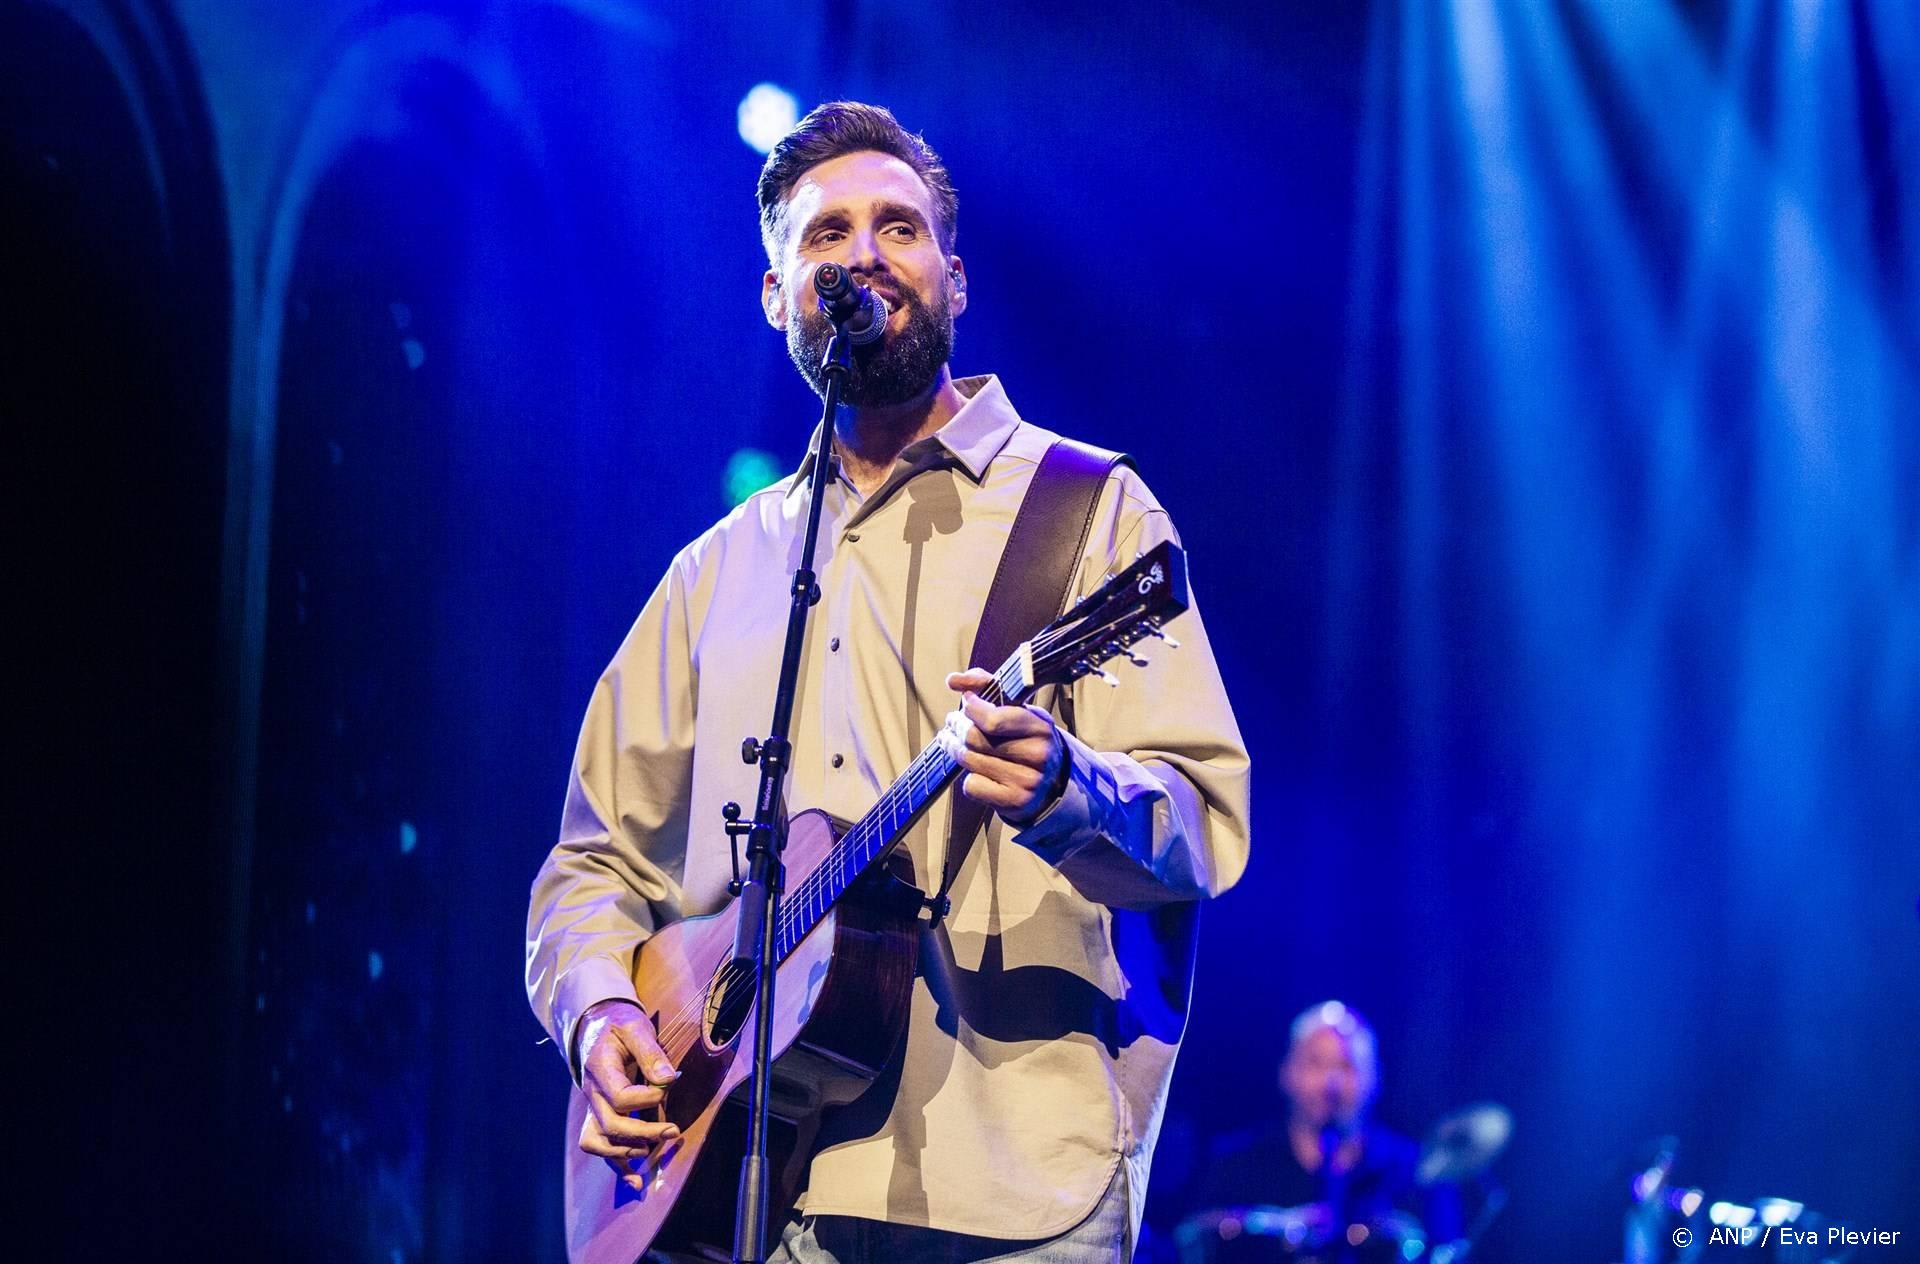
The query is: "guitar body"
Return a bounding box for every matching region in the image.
[563,809,923,1264]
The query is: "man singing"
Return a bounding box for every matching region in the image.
[527,101,1250,1263]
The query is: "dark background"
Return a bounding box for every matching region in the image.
[8,1,1917,1260]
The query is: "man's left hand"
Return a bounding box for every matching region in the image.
[945,669,1068,825]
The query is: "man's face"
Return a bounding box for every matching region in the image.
[1282,1027,1370,1130]
[761,150,967,407]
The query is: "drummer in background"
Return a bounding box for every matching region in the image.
[1193,1001,1462,1249]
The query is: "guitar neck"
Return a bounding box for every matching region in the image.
[771,657,1026,960]
[766,538,1189,960]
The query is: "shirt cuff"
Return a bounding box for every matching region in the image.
[1011,727,1123,864]
[553,955,642,1085]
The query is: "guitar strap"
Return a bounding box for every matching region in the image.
[925,437,1133,924]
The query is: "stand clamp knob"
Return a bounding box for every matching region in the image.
[721,801,752,894]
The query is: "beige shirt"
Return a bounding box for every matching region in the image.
[526,375,1250,1241]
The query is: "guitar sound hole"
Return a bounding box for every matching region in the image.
[704,957,758,1047]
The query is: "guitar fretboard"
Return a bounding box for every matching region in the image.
[770,669,1017,959]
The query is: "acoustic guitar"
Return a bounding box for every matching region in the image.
[564,541,1189,1263]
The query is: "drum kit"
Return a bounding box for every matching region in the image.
[1623,1136,1863,1264]
[1172,1103,1513,1264]
[1175,1118,1864,1264]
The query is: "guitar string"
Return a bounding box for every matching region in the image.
[744,645,1032,946]
[641,611,1148,1056]
[645,678,991,1056]
[647,720,973,1054]
[643,624,1103,1056]
[644,622,1119,1056]
[648,729,969,1050]
[770,612,1109,920]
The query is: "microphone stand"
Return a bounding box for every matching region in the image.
[1322,1123,1355,1264]
[728,315,854,1264]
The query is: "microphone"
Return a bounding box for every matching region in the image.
[813,263,890,345]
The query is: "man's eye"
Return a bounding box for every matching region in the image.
[886,224,917,239]
[813,230,845,246]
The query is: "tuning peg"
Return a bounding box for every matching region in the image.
[1077,659,1121,687]
[1124,651,1150,668]
[1150,628,1181,649]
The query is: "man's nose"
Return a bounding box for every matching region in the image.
[843,225,884,274]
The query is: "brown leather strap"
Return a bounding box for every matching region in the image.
[928,438,1132,922]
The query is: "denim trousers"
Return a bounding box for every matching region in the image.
[767,1162,1131,1264]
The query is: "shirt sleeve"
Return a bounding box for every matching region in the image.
[1010,496,1251,910]
[525,556,697,1082]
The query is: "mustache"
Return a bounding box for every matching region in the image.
[867,280,911,310]
[804,275,915,320]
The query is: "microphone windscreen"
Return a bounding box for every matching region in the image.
[848,290,889,345]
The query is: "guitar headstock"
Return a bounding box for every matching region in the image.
[1003,541,1189,700]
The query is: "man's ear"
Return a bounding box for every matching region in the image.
[947,254,968,318]
[762,269,789,330]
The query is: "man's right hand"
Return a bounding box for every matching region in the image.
[575,998,682,1192]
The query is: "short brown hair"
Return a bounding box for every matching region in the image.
[756,101,959,264]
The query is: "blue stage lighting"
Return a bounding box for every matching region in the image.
[738,83,799,155]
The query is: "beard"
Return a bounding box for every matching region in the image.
[786,276,955,407]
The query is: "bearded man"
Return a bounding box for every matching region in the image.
[527,100,1250,1263]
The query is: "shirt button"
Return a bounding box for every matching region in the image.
[830,637,841,652]
[831,753,845,768]
[845,532,860,543]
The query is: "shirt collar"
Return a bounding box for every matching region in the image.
[786,374,1023,497]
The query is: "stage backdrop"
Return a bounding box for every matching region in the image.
[10,1,1915,1260]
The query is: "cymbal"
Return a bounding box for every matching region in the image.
[1417,1102,1513,1185]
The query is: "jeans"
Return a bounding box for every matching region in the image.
[767,1163,1131,1264]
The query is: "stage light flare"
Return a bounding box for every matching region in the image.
[725,447,782,506]
[738,83,799,155]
